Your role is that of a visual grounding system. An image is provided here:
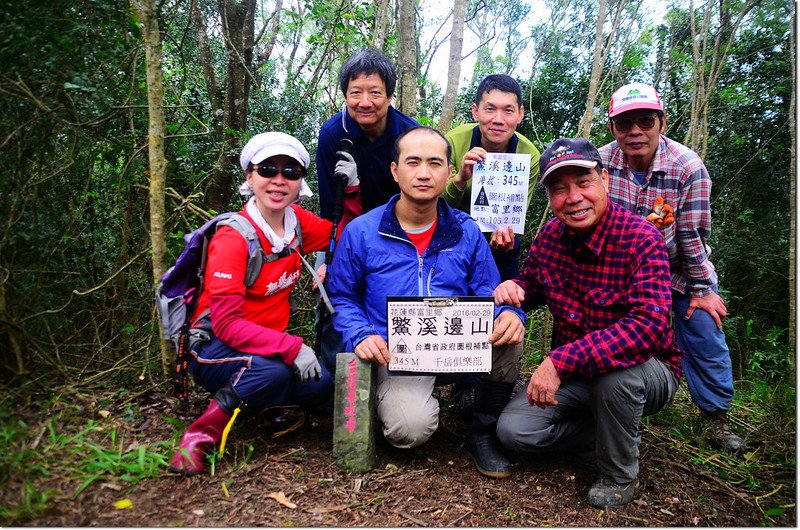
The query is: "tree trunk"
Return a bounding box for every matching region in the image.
[255,0,284,74]
[470,10,494,85]
[204,0,257,213]
[373,0,392,51]
[397,0,417,116]
[436,0,467,132]
[577,0,635,138]
[0,266,24,374]
[789,4,796,356]
[130,0,170,374]
[190,0,222,137]
[576,0,607,138]
[686,0,757,158]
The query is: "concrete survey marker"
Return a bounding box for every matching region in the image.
[332,352,376,472]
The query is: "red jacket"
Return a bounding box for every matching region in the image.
[192,204,332,365]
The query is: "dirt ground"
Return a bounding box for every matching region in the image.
[10,384,797,527]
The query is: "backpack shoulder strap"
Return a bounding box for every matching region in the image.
[295,222,303,251]
[288,221,303,254]
[218,214,264,287]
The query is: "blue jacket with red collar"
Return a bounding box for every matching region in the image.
[328,195,526,351]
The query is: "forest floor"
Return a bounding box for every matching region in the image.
[3,379,796,528]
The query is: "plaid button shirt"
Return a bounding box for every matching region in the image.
[600,135,715,296]
[514,202,682,381]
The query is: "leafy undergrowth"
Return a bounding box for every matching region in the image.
[0,379,795,527]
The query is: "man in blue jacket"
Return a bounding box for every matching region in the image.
[315,48,420,372]
[328,127,526,479]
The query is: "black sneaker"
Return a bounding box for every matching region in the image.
[257,405,306,439]
[450,383,476,422]
[587,476,639,508]
[463,433,511,478]
[703,411,745,452]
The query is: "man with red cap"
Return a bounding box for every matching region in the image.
[599,83,745,452]
[494,137,682,508]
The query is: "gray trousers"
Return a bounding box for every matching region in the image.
[377,341,522,449]
[496,357,677,483]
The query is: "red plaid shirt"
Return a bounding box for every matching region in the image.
[600,135,715,296]
[514,201,682,381]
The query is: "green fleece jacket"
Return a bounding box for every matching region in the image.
[442,123,541,213]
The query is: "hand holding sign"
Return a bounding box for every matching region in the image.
[490,226,515,252]
[469,152,531,235]
[453,147,488,190]
[355,334,391,366]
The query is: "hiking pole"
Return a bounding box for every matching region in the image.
[315,138,353,355]
[326,138,354,267]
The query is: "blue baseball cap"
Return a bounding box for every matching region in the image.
[539,138,602,184]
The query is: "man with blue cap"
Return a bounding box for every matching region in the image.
[494,137,682,508]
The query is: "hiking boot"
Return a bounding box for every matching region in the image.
[450,382,476,422]
[463,433,512,478]
[703,411,745,452]
[170,399,232,475]
[257,405,306,439]
[587,476,639,508]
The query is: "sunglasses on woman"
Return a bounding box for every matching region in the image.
[612,114,660,133]
[253,164,305,180]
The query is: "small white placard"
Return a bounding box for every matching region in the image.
[469,152,531,235]
[387,297,494,373]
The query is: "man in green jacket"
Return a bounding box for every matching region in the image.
[442,74,541,281]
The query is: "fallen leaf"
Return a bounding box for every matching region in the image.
[113,499,132,510]
[98,410,111,418]
[222,482,230,497]
[267,491,297,509]
[192,509,204,516]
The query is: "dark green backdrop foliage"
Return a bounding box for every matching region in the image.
[0,0,156,384]
[700,0,793,372]
[0,0,793,386]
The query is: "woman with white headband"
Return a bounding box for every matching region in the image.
[169,131,358,475]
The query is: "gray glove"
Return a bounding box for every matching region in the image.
[334,151,359,187]
[293,344,321,383]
